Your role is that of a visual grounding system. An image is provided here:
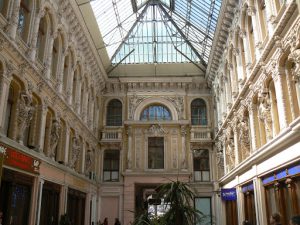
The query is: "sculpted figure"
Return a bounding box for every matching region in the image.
[238,118,251,159]
[226,136,235,170]
[49,119,61,159]
[258,89,273,140]
[85,149,93,174]
[69,135,80,169]
[17,90,35,143]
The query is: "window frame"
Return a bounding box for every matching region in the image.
[106,99,123,126]
[140,104,172,121]
[191,98,208,126]
[193,149,210,182]
[147,137,165,170]
[103,150,120,182]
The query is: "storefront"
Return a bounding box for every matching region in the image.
[221,188,238,225]
[67,188,86,225]
[0,142,40,225]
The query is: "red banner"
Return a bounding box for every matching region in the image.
[0,143,40,174]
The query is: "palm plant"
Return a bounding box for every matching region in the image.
[156,180,203,225]
[132,180,206,225]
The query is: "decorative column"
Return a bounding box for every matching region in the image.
[272,66,289,129]
[57,49,66,93]
[28,10,45,61]
[63,123,70,164]
[37,104,48,153]
[288,49,300,114]
[126,126,132,170]
[264,0,276,35]
[236,185,245,225]
[247,6,262,59]
[44,33,56,80]
[247,101,258,151]
[36,179,45,225]
[0,69,12,133]
[239,29,252,75]
[233,124,240,165]
[81,140,86,174]
[180,125,187,171]
[6,0,21,40]
[253,176,268,225]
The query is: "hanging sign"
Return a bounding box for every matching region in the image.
[221,188,237,201]
[0,143,40,174]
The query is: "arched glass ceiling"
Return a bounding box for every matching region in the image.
[91,0,222,65]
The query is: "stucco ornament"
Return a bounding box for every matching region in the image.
[17,90,35,143]
[288,49,300,82]
[49,119,61,159]
[165,96,184,119]
[69,135,80,169]
[147,124,166,136]
[258,88,273,141]
[129,94,146,119]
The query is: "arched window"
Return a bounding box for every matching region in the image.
[140,105,171,121]
[106,99,122,126]
[191,99,207,125]
[36,16,47,62]
[18,0,32,42]
[51,35,60,79]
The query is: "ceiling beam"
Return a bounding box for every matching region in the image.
[158,3,207,66]
[110,2,150,61]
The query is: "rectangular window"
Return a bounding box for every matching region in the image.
[103,150,119,182]
[195,197,212,225]
[148,137,164,169]
[193,149,210,182]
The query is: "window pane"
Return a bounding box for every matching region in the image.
[106,99,122,126]
[202,171,210,181]
[191,99,207,125]
[148,137,164,169]
[195,197,212,225]
[103,150,120,182]
[140,105,171,121]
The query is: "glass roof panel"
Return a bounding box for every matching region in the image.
[91,0,222,65]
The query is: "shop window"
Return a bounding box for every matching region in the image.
[140,105,171,121]
[193,149,210,182]
[106,99,122,126]
[225,200,238,225]
[103,150,120,182]
[263,164,300,225]
[67,188,86,225]
[195,197,212,225]
[40,182,60,225]
[148,137,164,169]
[243,183,256,225]
[0,169,32,225]
[191,99,207,125]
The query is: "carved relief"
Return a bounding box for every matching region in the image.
[145,124,167,136]
[164,96,184,119]
[129,94,147,119]
[16,90,35,143]
[49,119,61,159]
[258,88,273,141]
[288,49,300,82]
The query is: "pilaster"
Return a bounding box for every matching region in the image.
[247,102,258,151]
[247,6,262,59]
[37,104,48,153]
[6,0,21,40]
[0,73,12,133]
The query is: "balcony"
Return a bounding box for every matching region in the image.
[100,127,123,142]
[190,127,212,142]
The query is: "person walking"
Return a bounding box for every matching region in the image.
[103,218,108,225]
[114,218,121,225]
[290,215,300,225]
[270,213,282,225]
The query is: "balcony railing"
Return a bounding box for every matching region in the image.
[190,127,212,142]
[100,128,123,142]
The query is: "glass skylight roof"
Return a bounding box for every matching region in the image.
[91,0,222,66]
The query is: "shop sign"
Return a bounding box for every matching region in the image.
[0,143,40,174]
[221,188,237,201]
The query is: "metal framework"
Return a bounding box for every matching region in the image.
[91,0,222,66]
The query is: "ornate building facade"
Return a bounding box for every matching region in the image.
[0,0,299,225]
